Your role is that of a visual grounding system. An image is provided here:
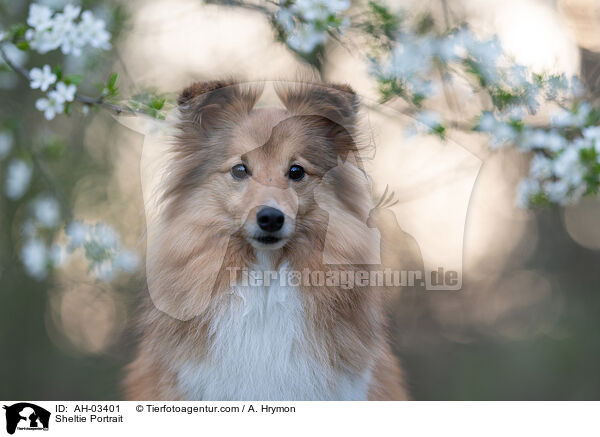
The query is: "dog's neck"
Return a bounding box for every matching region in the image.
[175,251,373,400]
[253,248,275,270]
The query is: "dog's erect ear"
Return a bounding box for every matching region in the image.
[275,82,359,131]
[178,80,262,129]
[276,82,360,159]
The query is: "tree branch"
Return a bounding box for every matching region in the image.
[203,0,273,16]
[0,43,145,116]
[0,44,29,78]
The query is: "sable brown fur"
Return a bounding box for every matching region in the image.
[124,80,409,401]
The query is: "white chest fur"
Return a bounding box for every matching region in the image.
[176,257,371,400]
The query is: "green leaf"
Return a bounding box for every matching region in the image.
[364,1,401,44]
[489,88,519,110]
[108,73,119,91]
[64,74,83,86]
[52,66,63,81]
[415,13,434,35]
[377,77,406,103]
[530,192,550,207]
[432,124,446,139]
[15,41,29,51]
[579,148,599,170]
[102,73,120,98]
[41,140,66,159]
[412,93,425,107]
[10,24,26,41]
[150,97,165,110]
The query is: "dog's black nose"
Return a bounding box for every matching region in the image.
[256,206,284,232]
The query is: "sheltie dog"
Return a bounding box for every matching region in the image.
[124,80,409,400]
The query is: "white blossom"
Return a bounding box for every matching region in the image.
[520,129,547,150]
[92,223,120,250]
[435,36,460,62]
[519,129,565,152]
[478,112,497,132]
[53,81,76,103]
[26,27,62,54]
[516,178,540,208]
[277,9,295,33]
[506,65,528,89]
[92,259,115,282]
[544,74,568,100]
[0,131,14,160]
[294,0,349,20]
[372,33,442,100]
[415,110,442,132]
[32,196,61,227]
[463,34,502,84]
[55,13,82,55]
[543,180,571,205]
[286,22,327,53]
[62,4,81,20]
[392,35,432,75]
[25,3,111,56]
[552,104,590,128]
[506,106,524,122]
[550,109,573,128]
[27,3,53,31]
[489,122,516,149]
[529,154,553,179]
[374,28,524,101]
[66,221,89,248]
[553,146,585,187]
[517,131,594,207]
[569,76,585,98]
[582,126,600,153]
[78,10,111,50]
[114,249,139,273]
[5,159,32,199]
[278,0,350,53]
[35,95,64,120]
[64,220,139,280]
[582,126,600,141]
[29,64,56,91]
[21,238,48,279]
[572,103,591,127]
[38,0,75,8]
[545,131,567,152]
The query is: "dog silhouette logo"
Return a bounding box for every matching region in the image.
[3,403,50,434]
[314,154,382,265]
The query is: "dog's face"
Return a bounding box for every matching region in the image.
[164,81,368,254]
[146,81,377,319]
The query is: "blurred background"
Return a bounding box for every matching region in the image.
[1,0,600,400]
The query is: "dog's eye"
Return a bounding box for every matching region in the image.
[288,165,305,181]
[231,164,249,180]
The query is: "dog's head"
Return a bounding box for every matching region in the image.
[163,80,370,253]
[145,80,377,319]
